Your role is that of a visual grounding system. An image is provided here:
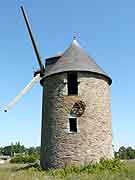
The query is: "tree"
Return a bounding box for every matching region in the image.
[118,146,127,159]
[13,142,25,153]
[117,146,135,160]
[126,147,135,159]
[3,146,12,156]
[0,147,3,155]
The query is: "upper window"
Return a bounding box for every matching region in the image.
[67,72,78,95]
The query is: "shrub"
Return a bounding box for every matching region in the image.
[79,158,122,173]
[10,154,39,164]
[47,158,122,177]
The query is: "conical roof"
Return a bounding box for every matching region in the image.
[43,40,112,85]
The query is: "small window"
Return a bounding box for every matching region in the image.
[69,118,77,132]
[67,72,78,95]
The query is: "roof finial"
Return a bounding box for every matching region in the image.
[73,32,77,41]
[72,33,81,47]
[73,35,76,40]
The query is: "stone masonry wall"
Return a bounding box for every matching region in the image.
[40,72,113,169]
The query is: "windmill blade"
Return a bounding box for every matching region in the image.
[1,74,40,112]
[20,6,44,72]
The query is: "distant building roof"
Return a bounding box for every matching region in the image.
[43,40,112,85]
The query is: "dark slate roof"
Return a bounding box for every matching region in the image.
[43,40,112,85]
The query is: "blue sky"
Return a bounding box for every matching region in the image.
[0,0,134,150]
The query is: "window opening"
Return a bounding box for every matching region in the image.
[67,72,78,95]
[69,118,77,132]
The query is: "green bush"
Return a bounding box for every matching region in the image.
[79,158,122,173]
[47,158,122,177]
[10,154,39,164]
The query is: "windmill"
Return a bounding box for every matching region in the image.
[2,6,45,112]
[1,6,113,169]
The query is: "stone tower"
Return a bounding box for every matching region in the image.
[40,40,113,169]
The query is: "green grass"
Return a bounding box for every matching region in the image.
[0,159,135,180]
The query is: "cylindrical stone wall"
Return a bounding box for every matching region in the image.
[40,72,113,169]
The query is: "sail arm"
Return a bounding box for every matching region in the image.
[21,6,44,72]
[1,74,40,112]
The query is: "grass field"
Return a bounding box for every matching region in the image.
[0,160,135,180]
